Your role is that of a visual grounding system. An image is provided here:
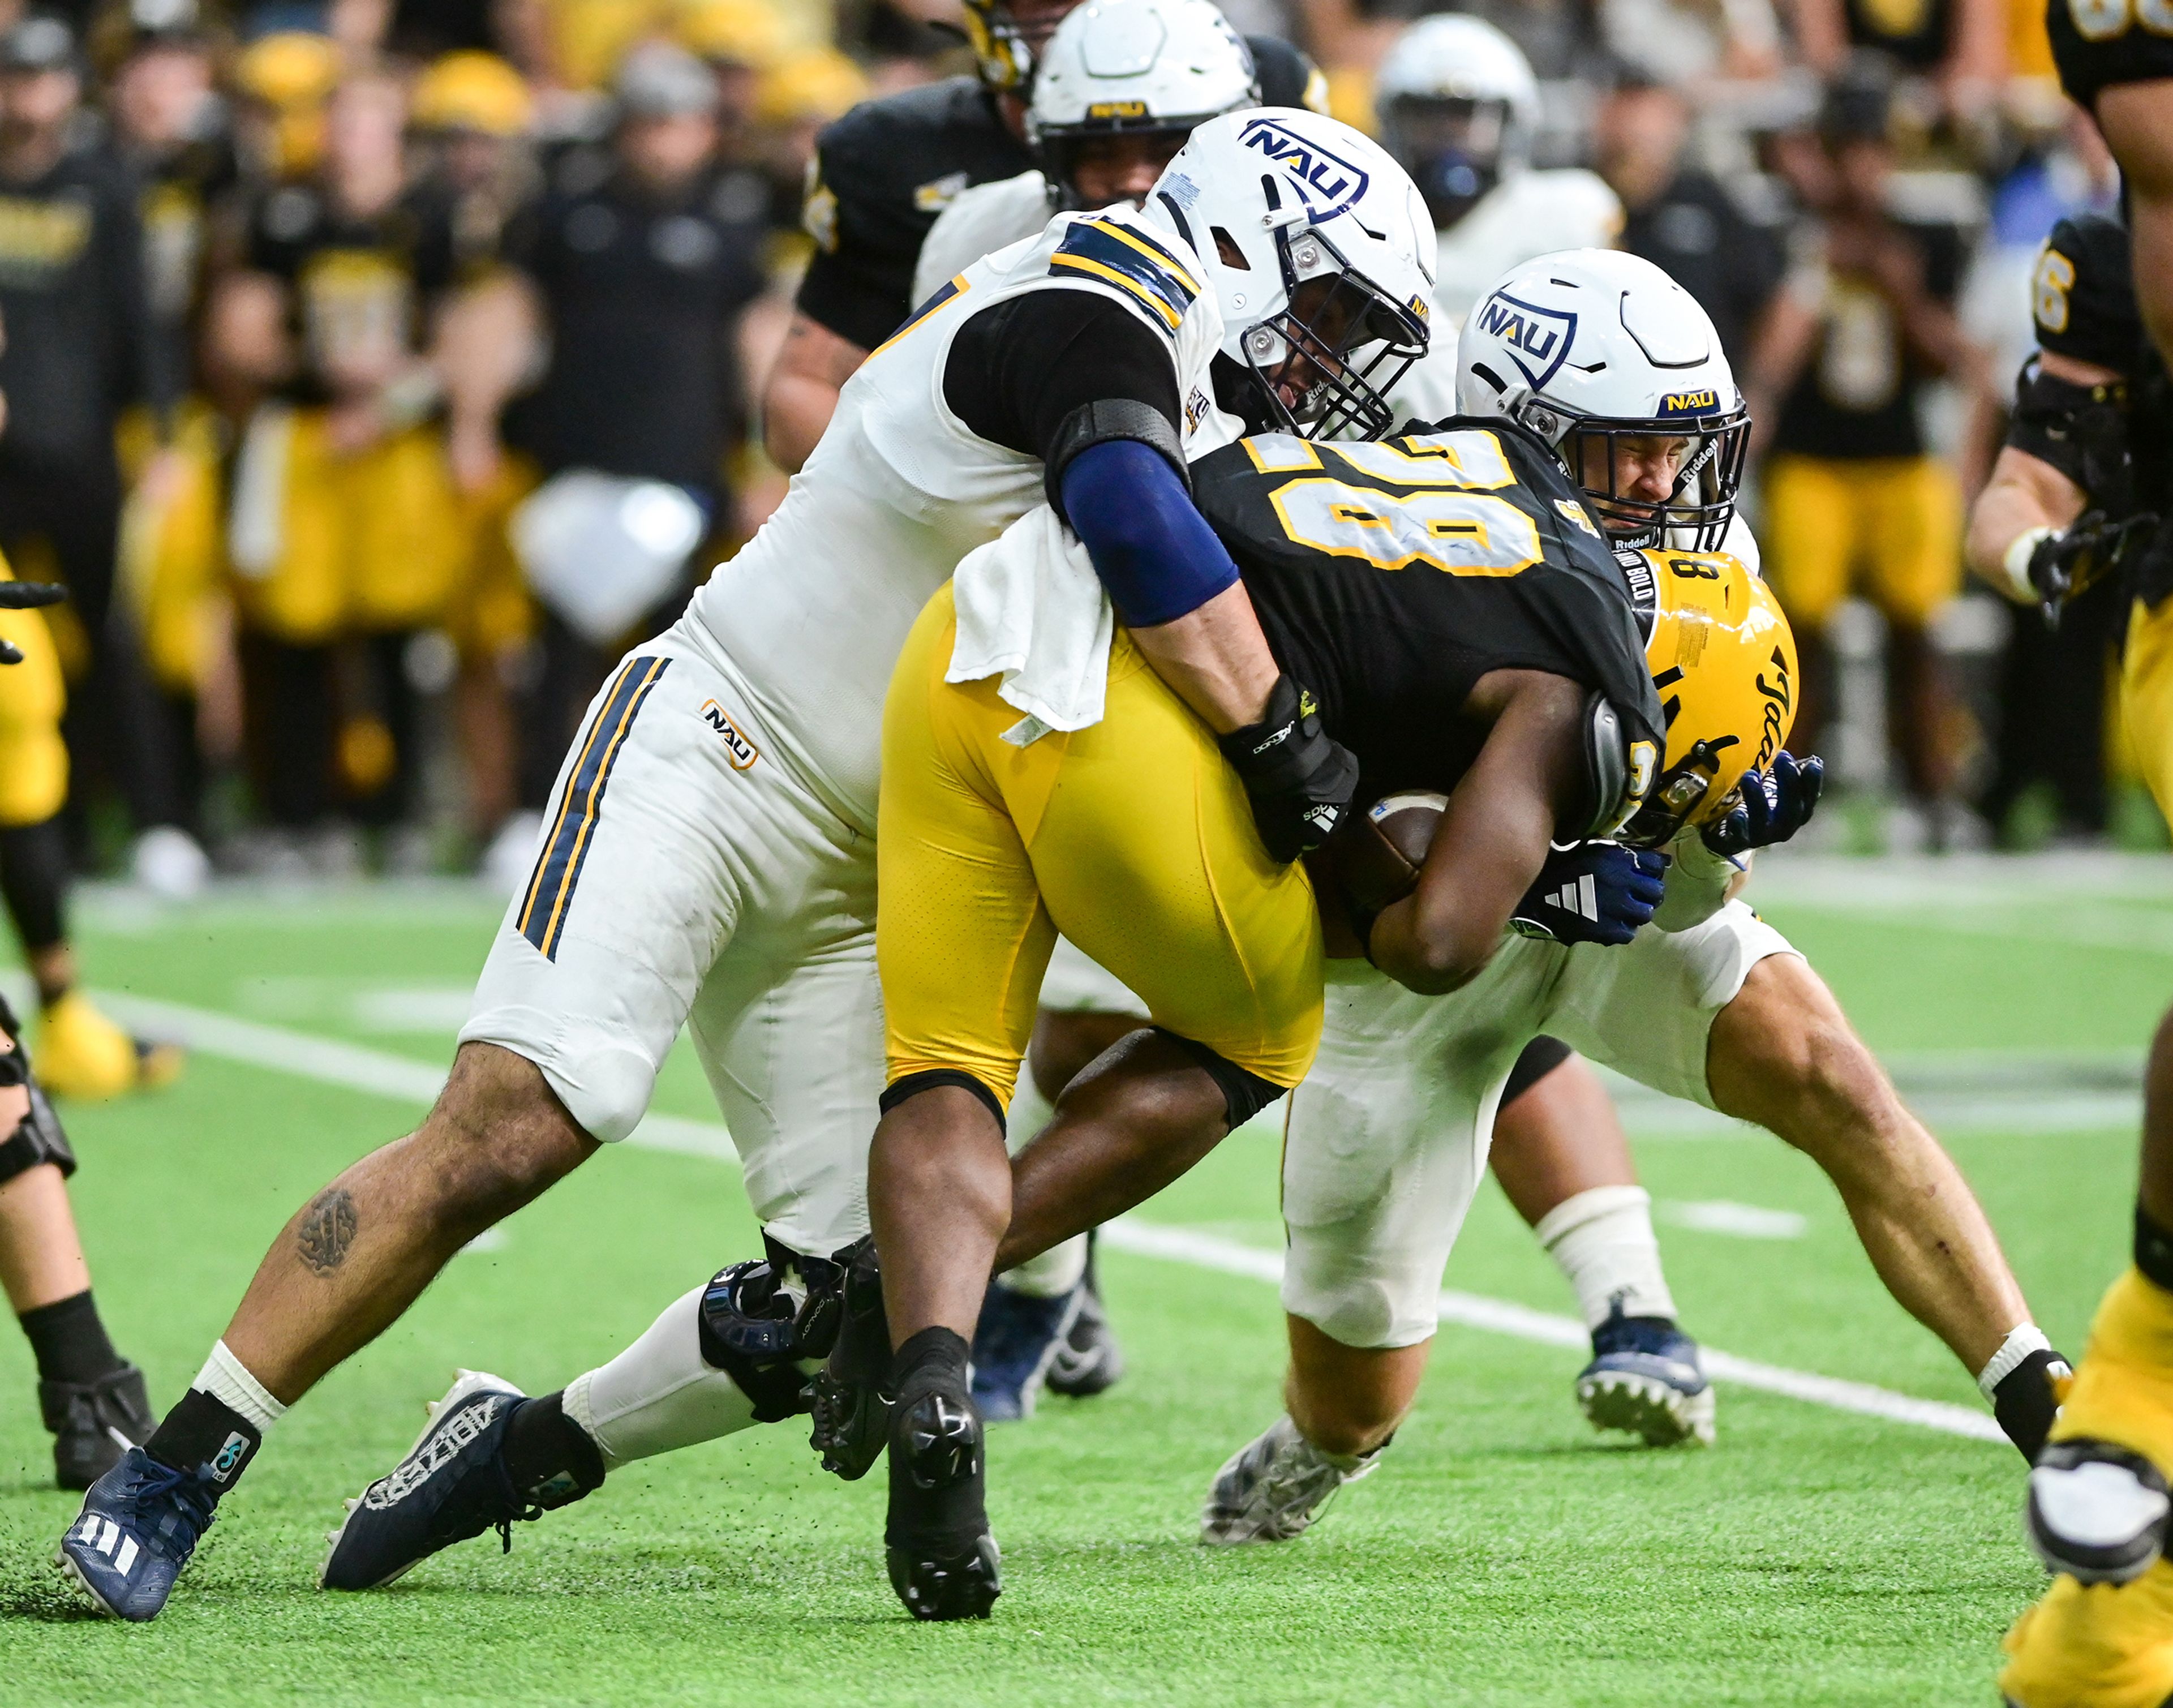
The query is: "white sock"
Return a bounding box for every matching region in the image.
[1532,1185,1678,1331]
[993,1063,1089,1297]
[1978,1323,2055,1400]
[192,1340,287,1432]
[561,1286,757,1467]
[999,1234,1089,1298]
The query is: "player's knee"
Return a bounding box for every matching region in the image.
[1713,959,1895,1149]
[417,1042,595,1230]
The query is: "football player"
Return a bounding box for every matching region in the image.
[921,0,1724,1441]
[1968,211,2173,1708]
[55,109,1426,1623]
[1191,251,2068,1546]
[763,0,1322,472]
[0,575,157,1488]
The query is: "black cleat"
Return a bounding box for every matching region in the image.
[1044,1269,1125,1400]
[41,1363,155,1492]
[809,1237,892,1480]
[884,1373,1000,1621]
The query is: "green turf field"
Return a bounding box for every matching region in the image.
[0,853,2165,1705]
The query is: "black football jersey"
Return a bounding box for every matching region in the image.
[1191,418,1665,809]
[795,77,1031,353]
[2009,212,2173,600]
[2047,0,2173,110]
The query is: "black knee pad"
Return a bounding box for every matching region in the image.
[1501,1036,1575,1109]
[880,1069,1006,1134]
[695,1235,849,1424]
[1150,1028,1285,1130]
[0,1014,72,1185]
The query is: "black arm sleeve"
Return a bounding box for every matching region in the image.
[940,289,1184,472]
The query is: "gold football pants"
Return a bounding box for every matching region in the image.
[2121,595,2173,826]
[878,582,1323,1112]
[0,550,67,827]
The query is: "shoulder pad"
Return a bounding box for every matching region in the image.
[1045,210,1205,340]
[2034,214,2143,372]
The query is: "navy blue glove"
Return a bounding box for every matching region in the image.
[1702,750,1823,857]
[1509,841,1668,947]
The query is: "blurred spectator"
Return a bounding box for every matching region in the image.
[1748,57,1989,843]
[1785,0,2005,127]
[1599,0,1784,86]
[1595,68,1784,367]
[479,39,768,879]
[214,65,469,869]
[0,13,193,869]
[230,29,341,182]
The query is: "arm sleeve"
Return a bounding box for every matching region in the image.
[1059,440,1240,627]
[940,287,1183,467]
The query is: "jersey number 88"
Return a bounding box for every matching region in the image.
[1261,430,1541,579]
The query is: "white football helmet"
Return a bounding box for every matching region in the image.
[1374,15,1540,229]
[1455,248,1749,551]
[1145,108,1434,441]
[1027,0,1259,210]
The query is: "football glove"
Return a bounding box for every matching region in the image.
[1702,751,1823,858]
[1219,674,1360,864]
[2021,509,2159,620]
[0,581,62,666]
[1509,840,1667,947]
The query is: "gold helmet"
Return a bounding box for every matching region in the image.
[1618,548,1799,848]
[962,0,1079,93]
[413,51,534,139]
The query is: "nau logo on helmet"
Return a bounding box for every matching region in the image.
[1475,291,1576,392]
[1662,389,1718,414]
[1088,100,1148,119]
[1236,117,1369,218]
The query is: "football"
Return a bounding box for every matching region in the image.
[1332,789,1449,915]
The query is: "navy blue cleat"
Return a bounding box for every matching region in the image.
[55,1447,217,1620]
[969,1280,1084,1423]
[1045,1242,1125,1400]
[1576,1306,1716,1447]
[320,1370,592,1590]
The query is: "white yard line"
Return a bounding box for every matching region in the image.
[92,986,2008,1445]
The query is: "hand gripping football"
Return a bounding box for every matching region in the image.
[1332,790,1448,916]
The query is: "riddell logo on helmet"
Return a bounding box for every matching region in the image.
[1236,118,1369,217]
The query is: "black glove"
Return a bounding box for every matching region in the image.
[1702,751,1823,858]
[1218,675,1359,863]
[1509,840,1668,947]
[0,581,63,667]
[2028,509,2159,619]
[1992,1347,2072,1463]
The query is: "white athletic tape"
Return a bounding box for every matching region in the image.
[82,985,2007,1445]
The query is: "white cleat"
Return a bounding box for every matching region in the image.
[1200,1414,1382,1546]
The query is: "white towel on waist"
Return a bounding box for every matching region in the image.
[947,503,1114,745]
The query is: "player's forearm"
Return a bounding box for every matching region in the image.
[1130,582,1278,733]
[1964,449,2087,599]
[760,314,869,473]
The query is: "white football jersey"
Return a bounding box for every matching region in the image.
[1432,168,1624,329]
[690,203,1229,832]
[912,169,1058,310]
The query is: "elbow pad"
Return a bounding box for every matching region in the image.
[2009,356,2133,510]
[1060,439,1239,628]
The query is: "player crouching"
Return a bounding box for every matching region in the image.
[1200,254,2069,1547]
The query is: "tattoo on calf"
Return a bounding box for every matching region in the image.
[297,1187,359,1273]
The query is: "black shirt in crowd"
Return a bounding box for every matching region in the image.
[504,157,768,496]
[1618,171,1784,370]
[0,140,174,466]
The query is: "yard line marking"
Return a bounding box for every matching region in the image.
[1658,1200,1809,1239]
[87,985,2008,1445]
[1096,1220,2009,1445]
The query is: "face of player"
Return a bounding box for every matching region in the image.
[1572,431,1691,534]
[1065,131,1186,209]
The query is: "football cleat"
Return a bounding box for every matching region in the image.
[1045,1248,1125,1400]
[41,1362,156,1491]
[2028,1441,2173,1586]
[885,1373,1000,1621]
[809,1236,892,1480]
[1200,1414,1382,1545]
[35,991,183,1101]
[320,1370,589,1590]
[1577,1307,1716,1448]
[969,1280,1084,1423]
[2001,1560,2173,1708]
[55,1447,216,1621]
